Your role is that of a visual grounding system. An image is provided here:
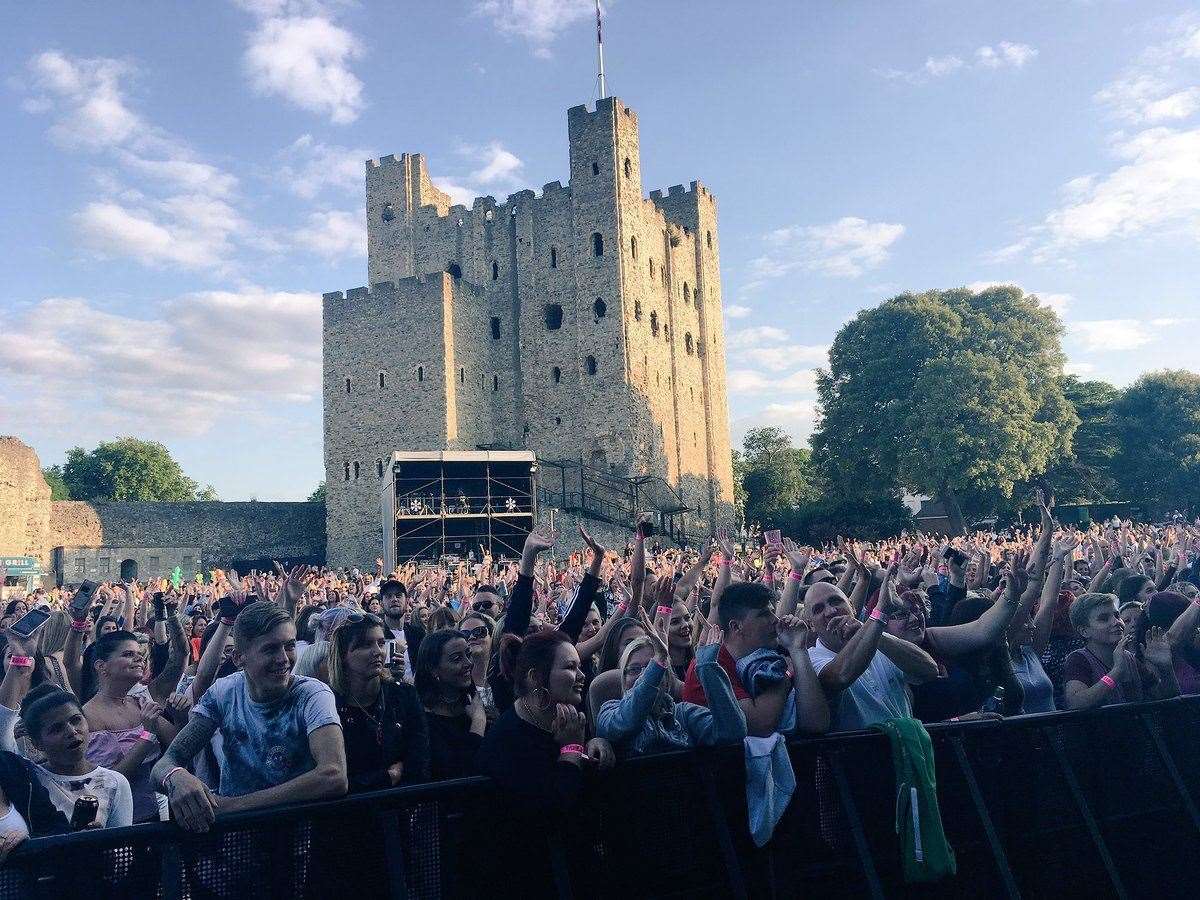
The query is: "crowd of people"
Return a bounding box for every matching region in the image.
[0,500,1198,877]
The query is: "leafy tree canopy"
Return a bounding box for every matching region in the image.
[1112,370,1200,518]
[811,286,1078,533]
[307,481,327,503]
[42,465,70,500]
[60,438,203,502]
[737,427,817,529]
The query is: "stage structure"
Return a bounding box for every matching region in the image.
[381,451,537,568]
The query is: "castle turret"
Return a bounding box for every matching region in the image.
[367,153,453,284]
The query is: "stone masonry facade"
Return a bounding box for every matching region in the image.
[324,97,736,566]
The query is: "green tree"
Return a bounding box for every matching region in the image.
[811,286,1078,534]
[1040,377,1120,504]
[307,481,327,503]
[1112,370,1200,518]
[61,438,201,502]
[196,484,220,501]
[42,465,71,500]
[738,427,817,529]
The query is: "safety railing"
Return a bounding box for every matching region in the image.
[5,696,1200,898]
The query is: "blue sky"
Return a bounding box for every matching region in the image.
[2,1,1198,500]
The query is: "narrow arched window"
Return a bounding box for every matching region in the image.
[585,355,597,376]
[650,311,659,336]
[417,366,424,382]
[591,161,599,176]
[379,371,386,389]
[706,230,713,250]
[552,366,561,384]
[492,374,499,392]
[377,459,384,478]
[545,304,564,330]
[550,246,558,268]
[649,258,655,278]
[683,283,691,305]
[592,233,603,256]
[593,298,606,319]
[345,377,352,394]
[353,461,360,480]
[491,261,499,281]
[344,461,350,481]
[634,300,642,321]
[685,333,694,355]
[459,367,465,383]
[624,157,632,178]
[630,236,637,259]
[490,317,501,340]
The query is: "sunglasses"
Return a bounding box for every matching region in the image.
[460,625,490,641]
[343,612,384,626]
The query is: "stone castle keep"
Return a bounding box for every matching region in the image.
[323,97,736,565]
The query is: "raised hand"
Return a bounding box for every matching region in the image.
[551,703,587,748]
[636,604,670,664]
[777,614,813,652]
[716,525,736,561]
[524,528,556,555]
[783,539,811,577]
[1143,626,1174,672]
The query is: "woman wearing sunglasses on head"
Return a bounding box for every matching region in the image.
[328,613,429,790]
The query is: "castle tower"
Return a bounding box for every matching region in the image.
[323,98,734,565]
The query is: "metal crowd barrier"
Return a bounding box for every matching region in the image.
[5,695,1200,899]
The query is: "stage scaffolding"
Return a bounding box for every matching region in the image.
[381,451,537,568]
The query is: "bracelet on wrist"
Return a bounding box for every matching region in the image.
[1100,674,1116,690]
[70,620,90,632]
[161,766,185,791]
[655,605,673,617]
[789,570,804,583]
[8,656,32,669]
[136,728,154,742]
[559,743,586,759]
[869,606,885,623]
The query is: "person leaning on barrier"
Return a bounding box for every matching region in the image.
[804,566,940,732]
[328,612,429,790]
[415,629,487,780]
[682,580,830,736]
[1063,592,1178,710]
[151,602,347,833]
[596,606,746,756]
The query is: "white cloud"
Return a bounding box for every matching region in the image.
[277,134,368,198]
[1040,126,1200,250]
[474,0,598,56]
[1064,362,1096,377]
[724,304,752,319]
[727,369,817,394]
[429,142,528,206]
[749,217,904,285]
[728,325,789,349]
[24,51,141,149]
[467,141,524,185]
[1002,20,1200,262]
[881,41,1036,83]
[924,55,964,77]
[294,209,365,260]
[1070,319,1153,352]
[0,290,321,435]
[118,153,238,198]
[73,196,248,271]
[243,14,364,123]
[975,42,1038,69]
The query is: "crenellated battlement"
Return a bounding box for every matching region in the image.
[328,94,735,569]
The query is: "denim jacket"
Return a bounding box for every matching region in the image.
[596,646,746,756]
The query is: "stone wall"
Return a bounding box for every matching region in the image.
[0,437,51,564]
[326,96,737,555]
[56,546,202,585]
[48,501,325,569]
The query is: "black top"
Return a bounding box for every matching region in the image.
[0,751,70,837]
[425,711,483,781]
[334,680,430,791]
[475,708,583,810]
[489,573,601,714]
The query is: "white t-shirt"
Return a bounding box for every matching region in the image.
[808,640,914,731]
[37,764,133,828]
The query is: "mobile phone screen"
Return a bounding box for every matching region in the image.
[763,529,782,546]
[9,607,51,639]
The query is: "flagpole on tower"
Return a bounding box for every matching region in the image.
[595,0,607,99]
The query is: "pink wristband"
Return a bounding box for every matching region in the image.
[8,656,32,669]
[1100,674,1116,689]
[656,605,672,617]
[70,620,90,633]
[789,570,804,583]
[559,743,585,756]
[616,602,629,616]
[136,729,154,742]
[869,606,885,623]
